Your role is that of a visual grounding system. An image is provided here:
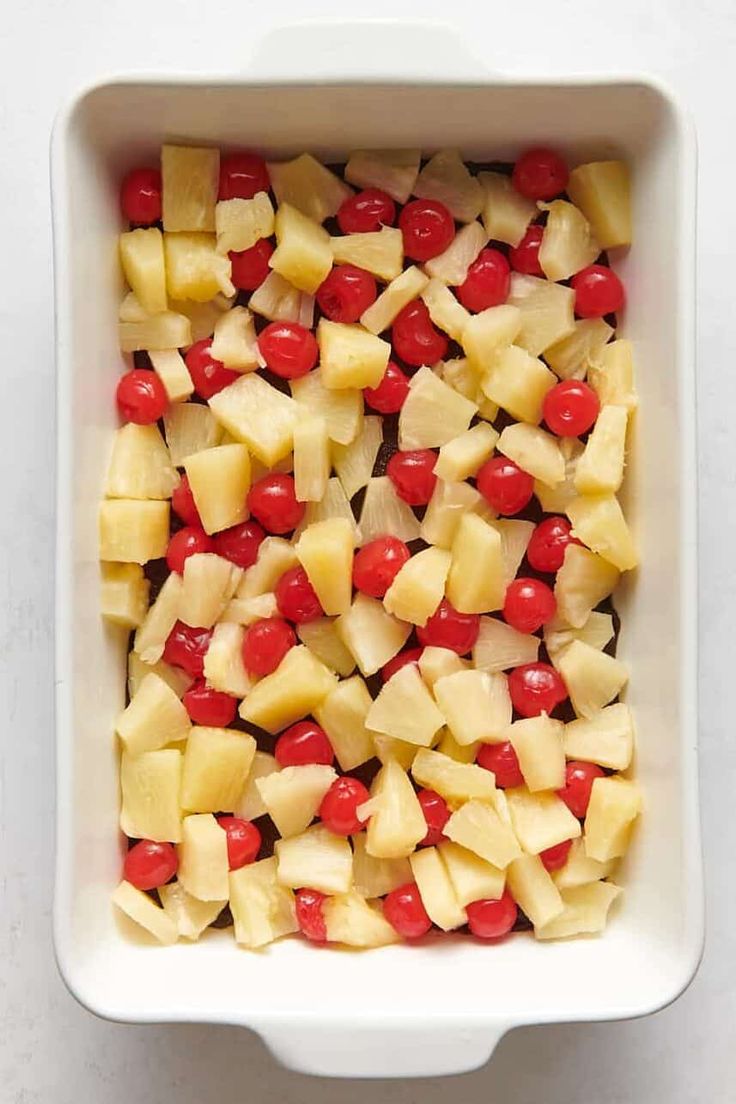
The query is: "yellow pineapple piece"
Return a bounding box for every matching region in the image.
[434,423,498,483]
[345,148,420,203]
[567,494,638,571]
[229,856,298,948]
[498,423,565,486]
[221,593,278,626]
[336,593,411,676]
[112,881,178,945]
[439,840,505,906]
[411,748,496,806]
[234,751,280,821]
[323,892,400,947]
[209,305,259,371]
[444,800,521,869]
[545,610,614,667]
[118,311,192,353]
[358,757,426,859]
[133,572,182,664]
[257,764,337,837]
[410,846,467,930]
[293,415,330,503]
[575,405,628,494]
[365,663,445,747]
[434,670,511,746]
[506,853,564,929]
[332,415,382,499]
[508,715,566,792]
[118,290,151,323]
[203,622,254,697]
[414,149,483,221]
[177,813,230,900]
[161,144,219,232]
[538,200,600,282]
[317,319,390,391]
[99,499,169,564]
[128,651,191,701]
[101,563,150,629]
[297,617,355,678]
[534,437,584,513]
[237,536,297,598]
[400,365,478,450]
[184,444,250,535]
[290,368,363,446]
[482,345,556,425]
[421,278,471,343]
[215,192,274,254]
[164,404,222,466]
[584,776,642,862]
[373,734,419,770]
[330,225,404,282]
[357,476,420,545]
[436,728,478,763]
[418,646,467,689]
[148,349,193,402]
[420,479,488,550]
[564,703,634,771]
[249,270,315,326]
[268,153,352,222]
[554,544,619,629]
[545,318,614,381]
[164,232,233,301]
[479,171,536,246]
[461,304,522,369]
[567,160,632,250]
[181,727,255,814]
[352,833,412,897]
[437,356,498,420]
[383,546,451,627]
[314,675,376,771]
[169,292,235,342]
[447,512,505,614]
[424,220,488,284]
[295,518,355,616]
[551,836,617,889]
[271,202,332,294]
[492,518,535,584]
[588,339,638,412]
[275,823,353,895]
[119,228,167,313]
[178,553,242,628]
[105,423,177,502]
[120,748,182,842]
[535,880,622,940]
[209,373,298,466]
[116,672,190,755]
[508,273,576,356]
[239,645,337,734]
[472,615,540,673]
[158,881,226,940]
[360,265,429,335]
[505,787,581,853]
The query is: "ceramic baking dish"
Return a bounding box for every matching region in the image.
[52,20,703,1078]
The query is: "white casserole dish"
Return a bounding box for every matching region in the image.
[52,20,703,1079]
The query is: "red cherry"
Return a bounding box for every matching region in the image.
[247,474,305,534]
[258,321,318,380]
[386,449,438,506]
[540,839,573,872]
[416,599,480,655]
[275,721,335,767]
[218,152,270,200]
[229,239,274,291]
[543,380,600,438]
[512,148,568,201]
[172,475,202,528]
[185,339,239,400]
[217,816,261,869]
[381,646,424,683]
[363,360,410,414]
[165,527,213,575]
[527,517,580,574]
[383,882,432,939]
[399,198,455,262]
[316,265,377,323]
[182,681,238,727]
[242,617,296,676]
[557,761,605,819]
[337,188,396,234]
[466,890,518,939]
[476,456,534,516]
[508,662,568,718]
[275,566,323,623]
[319,776,370,835]
[352,536,411,599]
[476,741,524,789]
[457,248,510,312]
[123,840,177,890]
[572,264,625,318]
[503,577,557,633]
[116,369,168,425]
[120,167,162,225]
[392,300,449,367]
[295,887,327,942]
[212,520,265,569]
[509,225,545,276]
[417,789,450,846]
[162,621,212,678]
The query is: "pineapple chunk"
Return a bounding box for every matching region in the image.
[400,366,477,450]
[508,273,576,356]
[506,854,564,929]
[437,729,478,763]
[118,311,192,353]
[434,670,511,746]
[330,226,404,282]
[366,663,445,747]
[256,764,337,837]
[584,776,642,862]
[461,305,522,369]
[564,703,634,771]
[575,405,628,494]
[498,423,565,486]
[169,293,235,343]
[535,880,622,940]
[424,220,488,285]
[545,319,614,381]
[148,349,194,402]
[551,836,617,889]
[293,415,330,503]
[184,444,251,535]
[290,368,363,446]
[383,546,451,627]
[239,645,336,734]
[209,373,298,465]
[332,416,382,499]
[418,646,467,689]
[128,651,191,700]
[482,345,556,424]
[158,881,225,940]
[221,593,278,626]
[270,202,332,294]
[275,823,353,894]
[410,846,467,930]
[230,856,298,948]
[373,735,419,770]
[317,319,390,391]
[473,615,540,673]
[99,500,169,563]
[444,800,521,869]
[101,563,150,629]
[414,149,483,222]
[314,675,376,771]
[120,748,182,842]
[112,881,178,945]
[177,813,230,900]
[234,750,280,821]
[434,423,498,483]
[116,672,190,755]
[447,512,505,614]
[421,279,471,343]
[209,306,259,371]
[119,228,167,313]
[479,171,536,247]
[215,192,274,254]
[545,610,614,665]
[105,423,177,502]
[439,840,505,907]
[164,232,233,302]
[181,727,255,814]
[133,572,182,664]
[119,290,151,322]
[505,788,582,854]
[421,479,488,550]
[567,494,638,571]
[161,144,219,232]
[238,536,297,597]
[249,270,315,326]
[554,543,619,629]
[567,160,632,250]
[538,200,600,282]
[203,622,254,697]
[534,437,584,513]
[361,757,427,859]
[164,405,222,467]
[411,748,496,806]
[588,339,638,412]
[178,553,242,628]
[352,833,412,897]
[345,148,420,204]
[323,892,400,947]
[294,478,361,543]
[499,520,536,586]
[508,715,566,792]
[295,518,354,616]
[297,617,355,678]
[361,265,429,335]
[268,153,352,223]
[357,477,421,545]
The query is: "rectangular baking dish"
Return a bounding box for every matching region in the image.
[52,20,703,1079]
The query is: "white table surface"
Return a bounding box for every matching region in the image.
[1,1,733,1099]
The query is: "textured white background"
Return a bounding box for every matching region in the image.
[1,1,733,1100]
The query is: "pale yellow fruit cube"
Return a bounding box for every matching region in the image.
[493,518,535,585]
[336,593,411,677]
[290,368,363,446]
[447,512,505,614]
[506,853,564,929]
[99,499,169,564]
[482,344,556,425]
[127,652,191,701]
[229,856,298,948]
[332,415,382,500]
[505,788,582,854]
[215,192,274,254]
[351,833,412,898]
[314,675,376,771]
[551,837,617,890]
[293,415,330,503]
[118,311,192,353]
[545,318,614,381]
[169,293,235,343]
[420,479,488,549]
[564,703,634,771]
[584,776,642,862]
[361,758,427,859]
[414,149,483,222]
[209,306,259,371]
[411,748,496,806]
[418,647,467,689]
[317,319,390,391]
[472,615,540,673]
[534,437,584,513]
[479,171,536,247]
[203,622,254,698]
[366,663,445,747]
[557,639,628,719]
[360,265,429,335]
[178,553,242,629]
[410,846,467,930]
[177,813,230,901]
[546,611,615,668]
[221,593,278,625]
[268,153,352,222]
[424,220,488,284]
[120,748,182,843]
[508,714,566,792]
[444,799,522,869]
[323,892,400,947]
[539,200,600,282]
[119,228,167,313]
[158,881,226,940]
[508,273,576,356]
[357,477,421,545]
[234,751,280,821]
[330,225,404,282]
[148,349,194,402]
[181,727,255,813]
[439,840,505,907]
[164,232,233,302]
[256,764,337,837]
[567,494,638,572]
[249,270,315,326]
[567,160,632,250]
[239,645,336,734]
[164,405,222,467]
[434,669,511,746]
[575,405,628,494]
[461,304,522,369]
[209,373,298,466]
[440,355,501,422]
[270,202,332,294]
[275,823,353,895]
[133,573,182,665]
[237,536,297,598]
[384,546,451,627]
[116,672,190,755]
[554,543,620,629]
[295,518,355,616]
[436,728,479,763]
[162,144,219,232]
[112,881,178,945]
[297,618,356,678]
[535,880,622,940]
[434,423,498,483]
[345,148,420,202]
[588,339,638,412]
[421,278,471,343]
[184,444,250,535]
[399,366,477,451]
[498,423,565,486]
[101,563,150,629]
